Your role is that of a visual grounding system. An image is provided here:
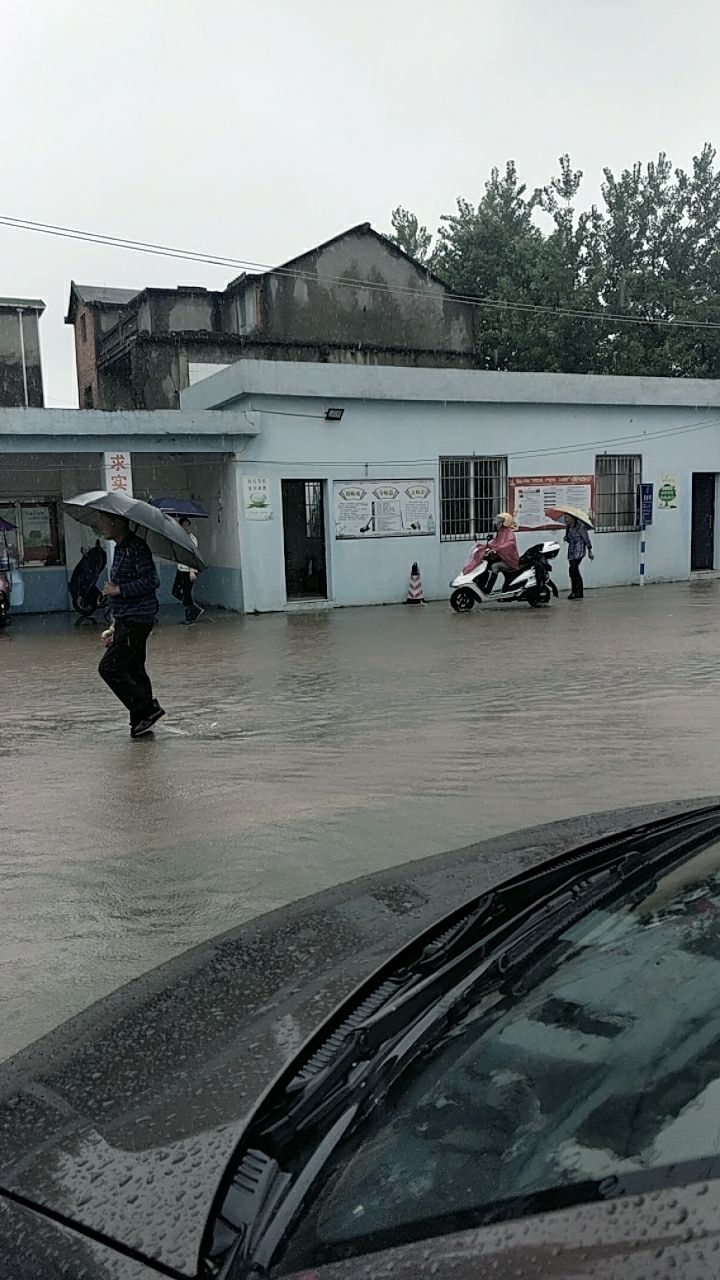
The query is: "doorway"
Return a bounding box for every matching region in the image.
[691,473,716,571]
[282,480,328,599]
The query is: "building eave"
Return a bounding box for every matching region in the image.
[180,359,720,413]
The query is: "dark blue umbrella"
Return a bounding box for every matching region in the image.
[151,497,209,519]
[0,517,16,532]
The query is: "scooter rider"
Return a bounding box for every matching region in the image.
[463,512,519,591]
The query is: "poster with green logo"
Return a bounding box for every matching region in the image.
[657,474,679,510]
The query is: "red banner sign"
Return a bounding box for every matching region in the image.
[510,475,595,532]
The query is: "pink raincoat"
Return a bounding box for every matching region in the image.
[463,527,520,574]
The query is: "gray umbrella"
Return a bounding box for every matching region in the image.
[63,490,206,571]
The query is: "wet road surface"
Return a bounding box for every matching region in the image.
[3,581,720,1059]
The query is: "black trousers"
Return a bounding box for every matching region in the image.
[99,617,155,725]
[172,570,200,622]
[569,558,584,597]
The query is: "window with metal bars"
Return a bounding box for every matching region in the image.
[440,457,509,542]
[304,481,324,539]
[595,455,641,531]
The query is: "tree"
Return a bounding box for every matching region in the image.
[389,206,432,263]
[390,144,720,377]
[528,155,606,373]
[590,146,720,376]
[430,162,544,370]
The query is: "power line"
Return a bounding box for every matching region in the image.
[5,213,720,333]
[3,410,720,478]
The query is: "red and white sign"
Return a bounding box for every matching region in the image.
[103,451,133,497]
[510,475,594,531]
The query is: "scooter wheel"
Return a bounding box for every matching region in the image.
[451,588,476,612]
[527,586,551,607]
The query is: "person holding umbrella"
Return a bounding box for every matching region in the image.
[97,512,164,737]
[172,517,204,624]
[151,498,208,626]
[564,509,594,601]
[64,490,205,737]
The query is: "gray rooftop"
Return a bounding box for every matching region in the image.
[181,357,720,411]
[71,285,139,307]
[0,297,45,313]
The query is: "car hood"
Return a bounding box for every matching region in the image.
[0,800,715,1277]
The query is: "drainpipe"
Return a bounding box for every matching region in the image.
[17,308,28,407]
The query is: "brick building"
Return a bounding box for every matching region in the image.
[65,224,476,410]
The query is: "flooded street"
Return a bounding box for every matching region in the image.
[3,581,720,1060]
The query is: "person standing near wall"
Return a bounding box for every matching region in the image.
[565,513,594,600]
[172,517,204,624]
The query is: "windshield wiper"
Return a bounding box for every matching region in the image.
[207,806,720,1278]
[257,863,623,1152]
[257,807,720,1152]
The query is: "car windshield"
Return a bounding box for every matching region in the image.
[277,842,720,1272]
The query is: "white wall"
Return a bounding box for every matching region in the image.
[229,398,714,612]
[188,362,230,386]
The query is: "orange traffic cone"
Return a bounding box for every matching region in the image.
[406,562,424,604]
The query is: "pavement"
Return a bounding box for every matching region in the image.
[3,580,720,1061]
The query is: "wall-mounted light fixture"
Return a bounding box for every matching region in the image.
[325,407,344,422]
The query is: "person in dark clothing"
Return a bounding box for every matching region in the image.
[97,513,164,738]
[171,516,203,624]
[564,513,594,600]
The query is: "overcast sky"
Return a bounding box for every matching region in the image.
[3,0,720,405]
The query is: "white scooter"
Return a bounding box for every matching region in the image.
[450,540,561,611]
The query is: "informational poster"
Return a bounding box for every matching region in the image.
[334,480,436,538]
[657,474,679,509]
[510,475,595,531]
[243,476,273,520]
[103,451,133,497]
[21,506,51,547]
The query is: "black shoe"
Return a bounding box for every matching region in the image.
[129,700,163,727]
[185,607,204,625]
[130,719,154,739]
[130,704,165,738]
[569,594,584,602]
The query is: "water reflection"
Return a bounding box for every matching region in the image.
[3,582,720,1057]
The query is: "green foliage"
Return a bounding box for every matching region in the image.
[389,207,433,264]
[391,146,720,376]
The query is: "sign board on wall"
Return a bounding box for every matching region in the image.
[657,474,678,509]
[509,475,595,531]
[21,506,52,547]
[640,483,654,526]
[243,476,273,520]
[334,480,436,538]
[103,451,133,497]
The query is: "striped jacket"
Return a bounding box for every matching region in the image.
[110,533,160,620]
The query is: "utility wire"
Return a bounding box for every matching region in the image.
[5,213,720,332]
[3,411,720,477]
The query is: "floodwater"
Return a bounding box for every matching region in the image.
[3,581,720,1059]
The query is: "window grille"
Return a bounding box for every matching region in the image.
[595,455,641,531]
[440,456,508,541]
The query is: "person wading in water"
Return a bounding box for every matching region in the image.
[97,513,165,737]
